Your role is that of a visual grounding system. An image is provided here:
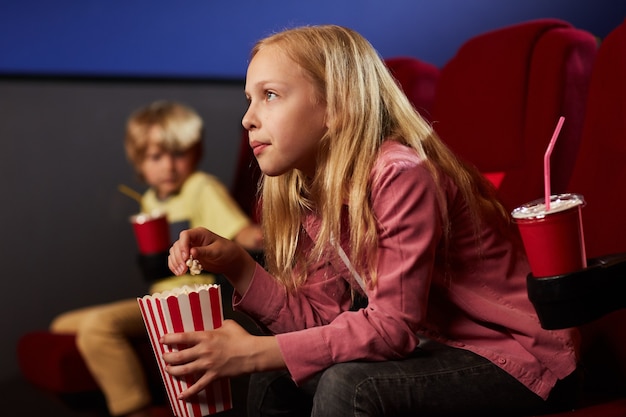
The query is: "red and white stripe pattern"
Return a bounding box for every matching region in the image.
[138,284,233,416]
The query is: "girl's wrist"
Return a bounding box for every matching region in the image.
[224,245,258,294]
[250,335,285,372]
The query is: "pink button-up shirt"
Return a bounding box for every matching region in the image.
[234,141,579,400]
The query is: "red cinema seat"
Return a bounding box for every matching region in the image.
[384,56,440,122]
[526,18,626,417]
[431,18,598,211]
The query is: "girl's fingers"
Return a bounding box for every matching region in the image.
[168,248,187,276]
[162,348,193,367]
[168,228,214,275]
[168,236,191,275]
[178,374,214,400]
[161,331,199,347]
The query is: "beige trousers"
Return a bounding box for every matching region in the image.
[50,298,151,416]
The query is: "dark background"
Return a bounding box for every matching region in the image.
[1,0,624,388]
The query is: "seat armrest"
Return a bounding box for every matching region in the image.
[527,253,626,329]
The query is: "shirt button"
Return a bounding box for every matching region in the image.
[498,358,507,364]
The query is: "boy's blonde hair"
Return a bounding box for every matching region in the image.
[125,100,204,179]
[254,25,509,290]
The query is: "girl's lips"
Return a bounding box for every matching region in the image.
[251,142,269,156]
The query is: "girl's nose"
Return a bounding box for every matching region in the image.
[242,106,257,131]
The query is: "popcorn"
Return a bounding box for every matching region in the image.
[137,284,232,416]
[186,255,203,275]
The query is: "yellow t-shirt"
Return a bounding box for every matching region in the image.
[141,171,251,293]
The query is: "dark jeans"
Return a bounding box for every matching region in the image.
[247,339,580,417]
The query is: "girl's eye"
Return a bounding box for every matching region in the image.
[266,91,277,101]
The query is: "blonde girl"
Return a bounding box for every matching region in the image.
[165,26,580,416]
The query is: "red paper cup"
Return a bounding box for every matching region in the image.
[137,285,232,416]
[512,193,587,277]
[130,211,170,254]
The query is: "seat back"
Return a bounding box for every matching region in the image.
[431,19,598,211]
[567,19,626,260]
[567,17,626,402]
[526,20,626,416]
[384,56,440,122]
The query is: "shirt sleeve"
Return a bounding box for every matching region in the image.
[235,157,445,384]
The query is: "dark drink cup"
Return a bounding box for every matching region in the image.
[130,211,170,255]
[511,193,586,277]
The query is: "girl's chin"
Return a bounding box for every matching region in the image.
[258,165,288,177]
[258,158,296,177]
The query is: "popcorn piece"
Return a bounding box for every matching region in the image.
[186,255,203,275]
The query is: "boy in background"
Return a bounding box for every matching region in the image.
[51,100,262,417]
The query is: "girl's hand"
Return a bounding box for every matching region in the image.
[161,320,284,400]
[168,227,257,292]
[168,227,213,276]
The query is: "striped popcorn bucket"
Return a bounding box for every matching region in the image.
[137,284,233,416]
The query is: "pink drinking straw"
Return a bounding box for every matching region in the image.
[544,116,565,211]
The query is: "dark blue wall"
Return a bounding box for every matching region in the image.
[1,0,624,78]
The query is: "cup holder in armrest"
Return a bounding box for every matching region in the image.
[527,253,626,329]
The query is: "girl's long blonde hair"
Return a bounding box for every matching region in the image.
[253,25,509,290]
